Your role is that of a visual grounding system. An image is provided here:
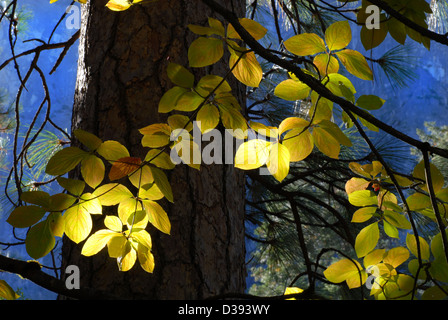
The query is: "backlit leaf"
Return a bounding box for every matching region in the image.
[227,18,267,41]
[137,244,155,273]
[351,206,376,223]
[93,183,132,206]
[96,140,130,163]
[197,103,220,134]
[282,129,313,162]
[355,222,379,257]
[45,147,88,176]
[57,177,85,197]
[312,126,340,159]
[284,33,326,56]
[74,129,102,151]
[229,50,263,87]
[266,142,291,182]
[336,49,373,80]
[81,230,120,256]
[0,280,19,300]
[313,53,340,76]
[325,21,352,51]
[234,139,270,170]
[81,155,105,189]
[324,258,365,288]
[150,167,173,203]
[274,79,310,101]
[64,205,92,244]
[413,160,444,193]
[188,37,224,68]
[158,86,190,113]
[406,233,430,260]
[143,200,171,235]
[349,190,378,207]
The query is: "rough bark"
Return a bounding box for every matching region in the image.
[59,0,246,299]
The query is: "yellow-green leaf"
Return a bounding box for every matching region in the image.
[278,117,310,136]
[158,86,190,113]
[73,129,103,151]
[325,21,352,51]
[20,191,50,208]
[137,244,155,273]
[96,140,130,163]
[336,49,373,80]
[45,147,88,176]
[355,222,379,257]
[80,155,105,189]
[150,167,173,203]
[229,50,263,87]
[406,233,430,261]
[197,103,220,134]
[312,126,340,159]
[383,246,410,269]
[57,177,85,197]
[351,206,376,223]
[313,53,340,76]
[143,200,171,235]
[188,37,224,68]
[226,18,267,41]
[413,160,445,193]
[349,190,378,207]
[93,183,132,206]
[284,33,326,56]
[324,258,365,288]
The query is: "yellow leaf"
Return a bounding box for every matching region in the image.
[383,246,410,269]
[284,33,326,56]
[336,49,373,81]
[345,177,370,194]
[406,234,430,261]
[234,139,270,170]
[118,241,137,272]
[227,18,267,41]
[229,50,263,87]
[325,21,352,51]
[143,200,171,235]
[106,0,132,11]
[282,129,313,162]
[355,222,379,258]
[278,117,310,135]
[266,142,291,182]
[109,157,142,181]
[249,121,278,138]
[324,258,365,288]
[104,216,123,232]
[64,205,92,244]
[188,37,224,68]
[81,230,121,256]
[137,244,155,273]
[81,155,105,189]
[351,206,376,223]
[96,140,130,163]
[284,287,303,300]
[0,280,19,300]
[150,167,174,203]
[128,165,154,189]
[313,53,340,76]
[312,126,340,159]
[274,79,310,101]
[93,183,133,206]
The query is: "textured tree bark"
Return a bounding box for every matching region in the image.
[59,0,246,299]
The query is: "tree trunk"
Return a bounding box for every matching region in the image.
[59,0,246,299]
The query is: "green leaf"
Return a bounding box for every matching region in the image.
[57,177,85,197]
[73,129,103,151]
[284,33,326,56]
[383,220,399,238]
[25,220,55,259]
[360,22,388,50]
[348,190,378,207]
[387,18,407,45]
[142,200,171,235]
[383,210,411,230]
[166,63,194,88]
[150,167,173,203]
[274,79,310,101]
[356,95,385,110]
[45,147,89,176]
[336,49,373,80]
[325,21,352,51]
[7,205,47,228]
[431,230,448,260]
[81,155,105,189]
[48,193,76,211]
[188,37,224,68]
[355,222,379,257]
[20,191,50,208]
